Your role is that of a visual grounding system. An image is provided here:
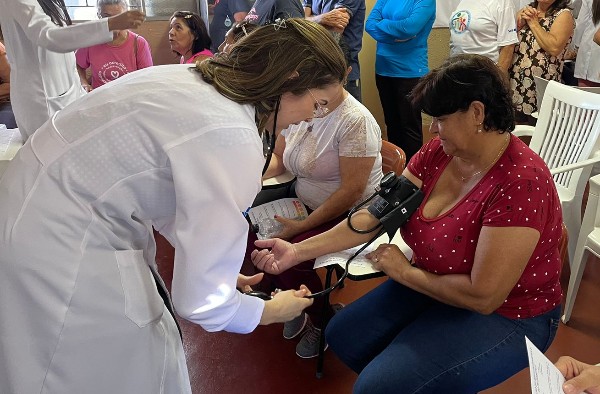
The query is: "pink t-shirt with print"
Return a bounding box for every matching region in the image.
[76,31,153,89]
[402,135,563,319]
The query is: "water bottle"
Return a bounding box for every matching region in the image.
[254,217,284,238]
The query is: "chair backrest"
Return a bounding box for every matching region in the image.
[381,140,406,175]
[534,75,550,111]
[576,174,600,250]
[530,80,600,196]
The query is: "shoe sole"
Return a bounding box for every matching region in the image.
[283,313,308,340]
[296,343,328,359]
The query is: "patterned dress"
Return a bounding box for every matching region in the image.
[509,8,573,116]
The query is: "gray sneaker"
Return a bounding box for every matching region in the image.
[296,320,327,359]
[283,312,308,339]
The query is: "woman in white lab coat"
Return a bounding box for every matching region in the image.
[0,0,145,141]
[573,0,600,86]
[0,18,345,394]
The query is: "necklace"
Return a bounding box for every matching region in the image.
[455,134,510,182]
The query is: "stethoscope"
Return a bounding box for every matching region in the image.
[261,96,280,176]
[245,191,387,301]
[245,97,385,300]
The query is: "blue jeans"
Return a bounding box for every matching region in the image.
[0,102,17,129]
[325,279,561,394]
[346,79,361,103]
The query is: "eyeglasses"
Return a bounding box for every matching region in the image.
[307,89,329,118]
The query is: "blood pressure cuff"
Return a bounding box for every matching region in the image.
[367,174,424,239]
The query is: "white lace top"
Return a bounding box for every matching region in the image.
[281,93,383,210]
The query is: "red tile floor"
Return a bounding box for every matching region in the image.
[155,233,600,394]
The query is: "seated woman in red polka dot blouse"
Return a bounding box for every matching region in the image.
[251,54,563,393]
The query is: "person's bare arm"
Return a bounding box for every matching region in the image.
[233,11,247,22]
[595,27,600,46]
[275,155,376,240]
[305,8,350,31]
[0,48,10,101]
[497,44,516,73]
[77,65,92,93]
[525,10,574,56]
[370,225,540,314]
[261,134,286,180]
[555,356,600,394]
[252,167,422,274]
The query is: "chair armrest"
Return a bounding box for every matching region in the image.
[589,173,600,197]
[513,125,535,139]
[550,156,600,175]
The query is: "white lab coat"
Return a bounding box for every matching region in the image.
[0,64,265,393]
[0,0,113,140]
[573,0,600,83]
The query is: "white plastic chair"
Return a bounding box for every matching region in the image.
[561,173,600,323]
[514,80,600,266]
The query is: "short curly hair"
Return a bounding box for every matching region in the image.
[410,54,515,133]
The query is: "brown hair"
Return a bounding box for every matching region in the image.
[196,18,347,131]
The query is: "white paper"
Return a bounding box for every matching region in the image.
[314,243,381,275]
[246,198,309,239]
[526,336,565,394]
[246,198,308,225]
[0,127,22,155]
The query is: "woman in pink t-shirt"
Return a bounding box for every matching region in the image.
[76,0,153,91]
[251,54,563,393]
[169,11,213,64]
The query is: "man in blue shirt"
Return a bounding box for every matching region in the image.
[304,0,365,101]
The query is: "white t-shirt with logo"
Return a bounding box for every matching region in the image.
[449,0,518,63]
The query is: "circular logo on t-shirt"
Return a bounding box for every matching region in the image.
[449,10,471,34]
[98,61,129,85]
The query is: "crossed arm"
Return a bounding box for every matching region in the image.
[518,6,574,56]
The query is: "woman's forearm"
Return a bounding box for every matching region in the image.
[395,266,500,314]
[297,187,365,232]
[261,153,285,180]
[0,50,11,100]
[294,209,380,261]
[497,44,515,72]
[527,13,574,56]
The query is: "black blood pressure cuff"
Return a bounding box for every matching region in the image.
[367,173,424,239]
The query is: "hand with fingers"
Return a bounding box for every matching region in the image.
[555,356,600,394]
[108,10,146,31]
[260,285,314,325]
[251,237,298,275]
[366,243,411,276]
[236,272,264,293]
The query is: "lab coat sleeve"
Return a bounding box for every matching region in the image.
[366,0,435,43]
[9,0,112,53]
[167,128,265,334]
[573,0,591,48]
